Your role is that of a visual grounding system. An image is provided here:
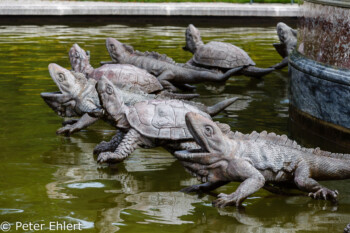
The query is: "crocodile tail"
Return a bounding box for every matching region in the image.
[207,97,239,116]
[159,91,199,100]
[243,66,275,78]
[133,50,177,64]
[307,147,350,161]
[228,130,350,161]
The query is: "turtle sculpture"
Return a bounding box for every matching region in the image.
[183,24,275,78]
[69,43,198,98]
[41,63,239,136]
[103,38,245,92]
[271,22,297,70]
[88,76,220,164]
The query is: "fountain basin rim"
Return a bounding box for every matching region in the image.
[305,0,350,8]
[289,51,350,87]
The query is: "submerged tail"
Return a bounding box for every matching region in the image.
[207,97,239,116]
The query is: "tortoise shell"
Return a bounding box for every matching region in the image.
[193,41,256,69]
[89,64,163,94]
[126,100,211,140]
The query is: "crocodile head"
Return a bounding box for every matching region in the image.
[106,38,133,63]
[90,76,128,125]
[183,24,203,54]
[175,112,230,160]
[41,63,99,117]
[274,22,297,58]
[69,43,91,75]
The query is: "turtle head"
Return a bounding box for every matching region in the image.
[40,91,77,117]
[275,22,297,57]
[106,38,134,63]
[183,24,203,53]
[69,43,91,75]
[93,76,126,122]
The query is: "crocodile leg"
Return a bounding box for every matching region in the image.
[56,113,98,136]
[93,130,125,155]
[213,161,265,208]
[174,83,197,91]
[62,119,79,126]
[294,161,338,203]
[97,129,142,163]
[181,181,229,193]
[157,70,180,92]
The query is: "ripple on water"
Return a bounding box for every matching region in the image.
[67,182,105,189]
[0,208,24,215]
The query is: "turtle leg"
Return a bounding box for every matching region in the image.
[157,70,180,92]
[241,66,275,78]
[97,129,142,163]
[93,130,125,155]
[269,57,289,70]
[56,113,98,136]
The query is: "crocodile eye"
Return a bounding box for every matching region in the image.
[106,84,113,95]
[58,73,65,82]
[75,52,80,58]
[204,125,213,137]
[110,44,115,50]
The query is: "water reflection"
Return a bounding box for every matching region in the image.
[1,23,348,233]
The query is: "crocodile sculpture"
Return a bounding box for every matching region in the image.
[271,22,297,70]
[174,112,350,207]
[104,38,245,92]
[41,64,239,136]
[69,43,198,97]
[183,24,275,78]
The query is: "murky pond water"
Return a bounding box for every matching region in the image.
[0,21,350,233]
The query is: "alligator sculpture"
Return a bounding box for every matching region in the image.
[88,77,241,163]
[174,112,350,207]
[103,38,245,92]
[271,22,297,70]
[183,24,275,78]
[41,64,239,136]
[69,43,199,97]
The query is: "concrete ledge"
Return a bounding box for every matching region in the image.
[0,1,299,17]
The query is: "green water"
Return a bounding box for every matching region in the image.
[0,23,349,233]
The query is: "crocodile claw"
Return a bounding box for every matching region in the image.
[180,184,201,193]
[212,193,239,208]
[308,188,339,203]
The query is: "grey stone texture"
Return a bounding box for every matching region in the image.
[289,52,350,129]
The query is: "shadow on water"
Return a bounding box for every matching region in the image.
[0,22,349,232]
